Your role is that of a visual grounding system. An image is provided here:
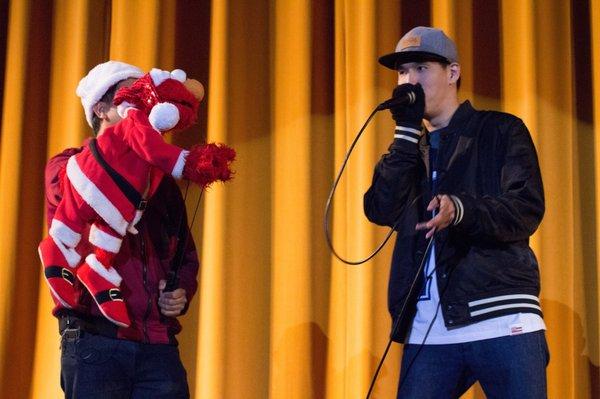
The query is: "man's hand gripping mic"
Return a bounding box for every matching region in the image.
[389,83,425,131]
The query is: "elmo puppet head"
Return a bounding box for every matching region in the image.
[113,68,205,132]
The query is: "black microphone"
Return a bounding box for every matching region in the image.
[376,90,417,111]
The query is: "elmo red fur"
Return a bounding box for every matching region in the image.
[114,74,160,115]
[183,143,236,188]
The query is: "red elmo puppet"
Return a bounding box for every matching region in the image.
[38,68,235,327]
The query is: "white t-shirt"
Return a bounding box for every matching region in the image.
[406,243,546,345]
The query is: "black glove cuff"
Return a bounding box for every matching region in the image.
[393,125,423,144]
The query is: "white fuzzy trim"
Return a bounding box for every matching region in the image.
[48,220,82,267]
[117,102,135,119]
[150,68,170,86]
[49,219,81,247]
[66,156,129,236]
[127,210,144,234]
[89,225,123,253]
[76,61,143,127]
[48,235,81,268]
[172,150,188,179]
[149,102,179,131]
[85,254,122,286]
[171,69,186,82]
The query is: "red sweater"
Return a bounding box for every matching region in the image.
[45,145,199,344]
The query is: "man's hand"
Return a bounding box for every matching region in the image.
[390,83,425,129]
[158,279,187,317]
[415,195,456,238]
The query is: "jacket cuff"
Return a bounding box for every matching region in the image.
[449,195,465,225]
[393,125,423,144]
[448,194,480,236]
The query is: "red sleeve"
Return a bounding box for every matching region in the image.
[115,109,185,176]
[44,147,83,226]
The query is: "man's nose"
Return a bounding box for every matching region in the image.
[397,70,418,85]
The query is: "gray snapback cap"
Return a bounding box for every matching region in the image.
[379,26,459,70]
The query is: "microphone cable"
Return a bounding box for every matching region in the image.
[364,230,435,399]
[367,210,450,397]
[164,179,204,292]
[323,96,437,397]
[324,105,405,265]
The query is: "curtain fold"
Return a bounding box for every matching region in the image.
[0,1,53,398]
[269,0,314,397]
[30,2,96,397]
[197,1,272,397]
[0,1,598,398]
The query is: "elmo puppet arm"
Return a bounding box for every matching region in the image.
[183,143,236,188]
[114,109,188,178]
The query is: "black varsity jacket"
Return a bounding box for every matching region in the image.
[364,101,545,343]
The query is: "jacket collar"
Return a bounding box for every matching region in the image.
[440,100,476,133]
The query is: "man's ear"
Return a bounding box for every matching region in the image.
[448,63,461,85]
[92,101,110,120]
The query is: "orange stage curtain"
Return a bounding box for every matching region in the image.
[0,1,597,398]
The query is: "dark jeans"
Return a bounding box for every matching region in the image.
[61,330,189,399]
[397,330,549,399]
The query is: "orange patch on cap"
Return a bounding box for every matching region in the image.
[400,35,421,49]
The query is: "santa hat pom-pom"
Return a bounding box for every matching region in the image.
[149,102,180,131]
[183,143,236,188]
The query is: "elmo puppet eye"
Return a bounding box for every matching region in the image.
[171,69,187,82]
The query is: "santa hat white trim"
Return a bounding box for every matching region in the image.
[89,224,123,253]
[171,150,188,179]
[85,254,123,287]
[76,61,144,128]
[66,156,129,236]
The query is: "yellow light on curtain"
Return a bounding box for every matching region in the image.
[0,1,30,396]
[0,0,54,397]
[196,1,273,397]
[29,2,96,397]
[327,1,397,398]
[269,0,313,397]
[590,0,600,385]
[195,0,229,397]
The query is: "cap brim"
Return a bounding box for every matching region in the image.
[378,51,450,70]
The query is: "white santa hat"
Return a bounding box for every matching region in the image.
[76,61,144,127]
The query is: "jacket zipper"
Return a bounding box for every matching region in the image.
[140,225,152,343]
